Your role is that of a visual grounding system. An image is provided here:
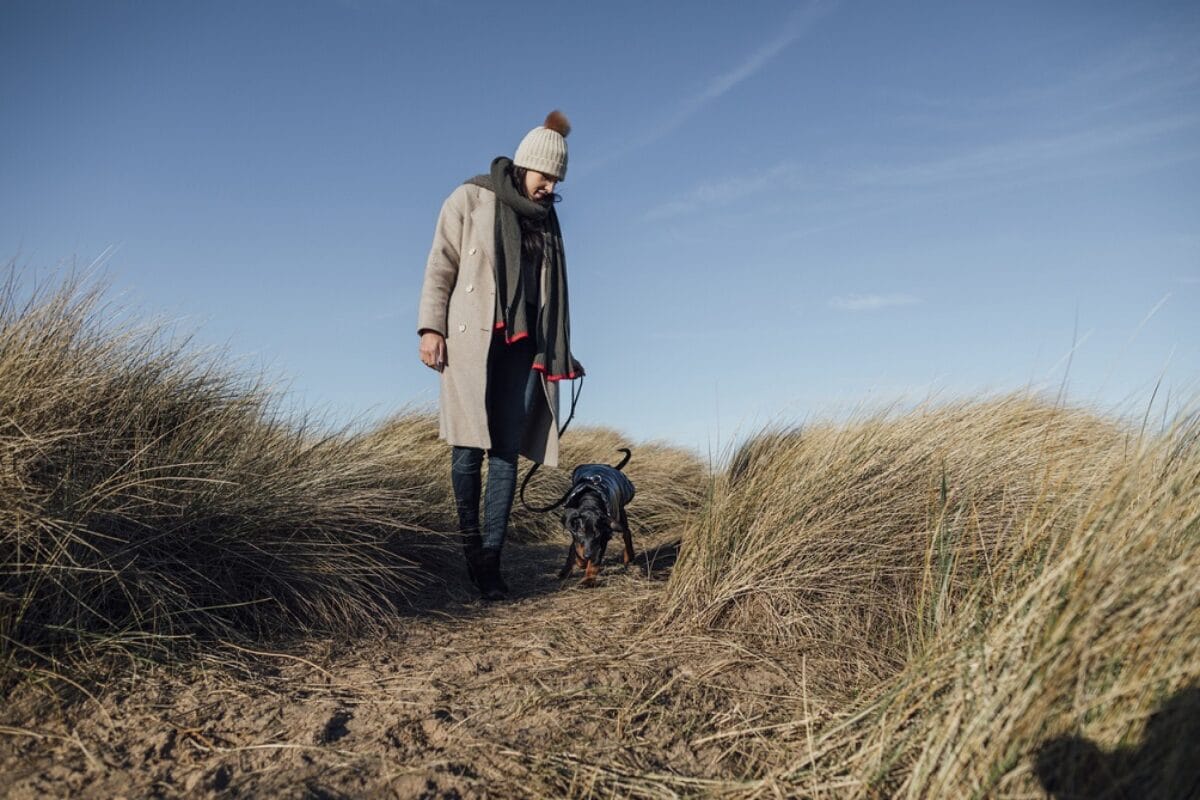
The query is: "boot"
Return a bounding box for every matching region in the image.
[461,530,483,590]
[476,548,507,602]
[492,546,509,594]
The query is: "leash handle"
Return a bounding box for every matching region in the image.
[519,375,584,513]
[559,375,583,438]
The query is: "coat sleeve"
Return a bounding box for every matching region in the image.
[417,186,468,337]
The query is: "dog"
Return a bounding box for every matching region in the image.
[558,448,636,585]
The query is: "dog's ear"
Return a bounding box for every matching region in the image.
[562,508,581,532]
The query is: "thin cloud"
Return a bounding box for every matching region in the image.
[846,32,1200,199]
[646,112,1198,229]
[829,293,921,312]
[693,5,826,104]
[1133,292,1172,332]
[582,1,836,173]
[644,161,801,220]
[659,3,833,133]
[850,114,1199,189]
[892,34,1200,124]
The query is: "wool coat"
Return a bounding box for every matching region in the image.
[417,183,562,467]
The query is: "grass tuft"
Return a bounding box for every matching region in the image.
[0,273,439,670]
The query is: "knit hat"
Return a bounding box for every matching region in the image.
[513,110,571,181]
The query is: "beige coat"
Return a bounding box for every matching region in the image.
[417,183,562,467]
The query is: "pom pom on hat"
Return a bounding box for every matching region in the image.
[514,109,570,180]
[543,110,571,138]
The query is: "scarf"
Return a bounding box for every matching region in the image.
[465,157,578,381]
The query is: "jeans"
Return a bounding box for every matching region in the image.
[450,331,539,550]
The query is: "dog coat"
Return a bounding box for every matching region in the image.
[564,464,636,521]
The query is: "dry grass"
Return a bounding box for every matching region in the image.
[639,396,1199,798]
[0,273,454,675]
[0,272,706,684]
[3,269,1196,799]
[801,406,1200,799]
[665,398,1132,682]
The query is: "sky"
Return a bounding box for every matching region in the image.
[3,0,1198,456]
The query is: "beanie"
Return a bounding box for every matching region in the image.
[513,110,571,181]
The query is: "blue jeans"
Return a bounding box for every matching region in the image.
[451,332,539,550]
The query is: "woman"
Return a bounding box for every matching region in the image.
[417,111,582,601]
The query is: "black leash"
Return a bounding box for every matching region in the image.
[519,376,583,513]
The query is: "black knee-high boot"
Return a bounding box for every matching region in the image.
[476,548,506,602]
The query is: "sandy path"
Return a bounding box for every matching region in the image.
[2,536,798,799]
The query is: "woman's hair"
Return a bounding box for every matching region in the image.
[513,166,562,205]
[512,166,560,265]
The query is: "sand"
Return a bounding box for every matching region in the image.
[2,535,803,799]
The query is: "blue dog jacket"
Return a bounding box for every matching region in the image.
[564,464,636,521]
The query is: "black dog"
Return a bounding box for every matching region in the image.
[558,449,636,585]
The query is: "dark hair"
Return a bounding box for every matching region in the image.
[513,166,562,205]
[512,166,560,266]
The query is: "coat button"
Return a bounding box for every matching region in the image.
[466,284,474,293]
[469,247,477,255]
[458,324,466,332]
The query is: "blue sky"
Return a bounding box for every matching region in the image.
[3,0,1198,455]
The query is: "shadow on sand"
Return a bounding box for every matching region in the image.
[397,535,683,616]
[1034,684,1200,800]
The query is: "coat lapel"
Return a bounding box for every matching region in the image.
[468,193,496,266]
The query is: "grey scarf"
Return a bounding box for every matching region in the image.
[465,157,577,381]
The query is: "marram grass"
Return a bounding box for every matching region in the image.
[647,398,1198,798]
[0,275,437,668]
[0,272,706,678]
[3,271,1196,799]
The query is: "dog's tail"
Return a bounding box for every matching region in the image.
[614,448,632,471]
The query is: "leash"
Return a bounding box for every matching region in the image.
[519,375,583,513]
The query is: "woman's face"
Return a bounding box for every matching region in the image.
[523,169,558,203]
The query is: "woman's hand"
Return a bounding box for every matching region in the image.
[419,331,447,372]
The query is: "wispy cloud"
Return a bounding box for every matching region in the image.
[689,4,829,105]
[829,293,921,312]
[645,109,1197,227]
[850,114,1200,189]
[640,14,1198,233]
[582,1,836,173]
[644,161,802,220]
[886,29,1200,133]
